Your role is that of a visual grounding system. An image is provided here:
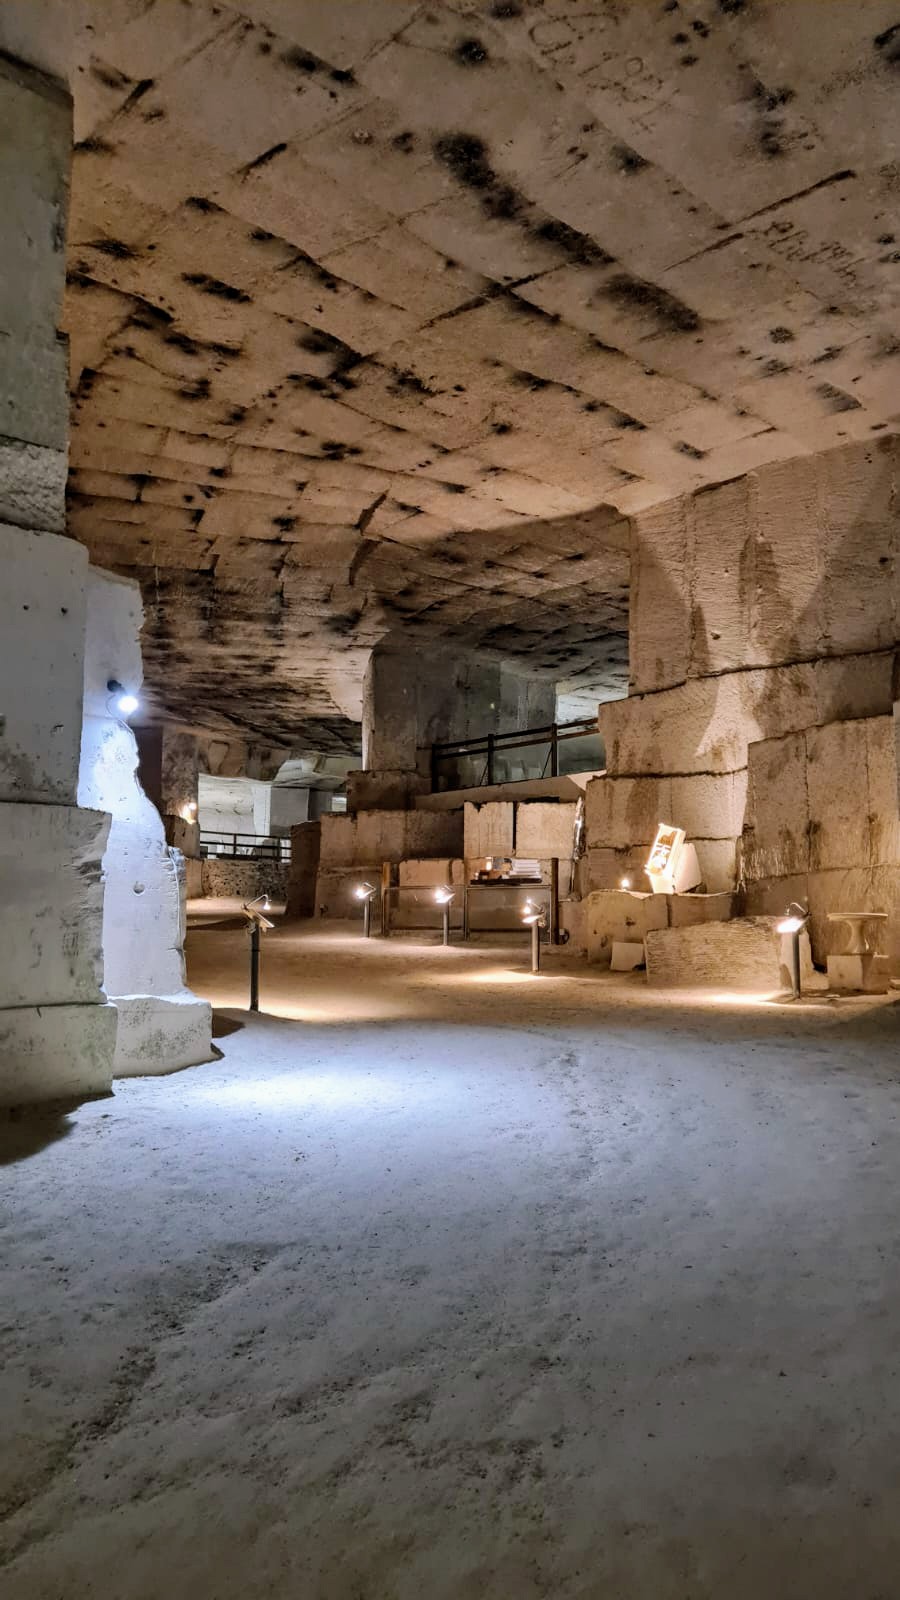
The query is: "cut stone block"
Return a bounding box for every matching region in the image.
[807,720,869,871]
[694,839,738,893]
[0,1002,116,1107]
[201,858,288,902]
[600,653,894,777]
[0,436,67,534]
[0,801,109,1008]
[464,801,514,861]
[585,890,668,966]
[645,917,786,991]
[0,523,88,804]
[668,892,737,927]
[398,857,464,887]
[826,953,887,994]
[610,940,645,971]
[585,775,672,848]
[582,845,649,894]
[113,994,214,1077]
[320,808,462,867]
[743,731,809,880]
[670,771,747,840]
[514,801,578,859]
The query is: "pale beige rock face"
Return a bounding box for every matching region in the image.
[464,802,515,861]
[742,716,900,963]
[645,918,786,991]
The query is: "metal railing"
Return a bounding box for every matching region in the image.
[430,717,602,792]
[200,830,291,863]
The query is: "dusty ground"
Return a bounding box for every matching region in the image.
[2,919,900,1599]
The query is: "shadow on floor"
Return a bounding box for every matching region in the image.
[0,1103,86,1165]
[212,1010,246,1039]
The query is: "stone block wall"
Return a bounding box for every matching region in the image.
[586,437,900,950]
[0,60,118,1104]
[742,715,900,961]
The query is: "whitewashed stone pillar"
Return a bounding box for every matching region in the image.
[77,569,213,1076]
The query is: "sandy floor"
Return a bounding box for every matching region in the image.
[3,919,900,1598]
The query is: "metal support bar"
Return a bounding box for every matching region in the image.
[380,861,391,936]
[531,919,541,974]
[463,880,470,942]
[442,904,450,946]
[486,731,495,787]
[363,896,372,939]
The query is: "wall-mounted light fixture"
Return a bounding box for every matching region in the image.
[107,678,139,718]
[179,800,198,823]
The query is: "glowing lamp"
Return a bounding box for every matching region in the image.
[620,876,632,890]
[434,885,455,945]
[355,881,377,937]
[107,678,139,717]
[521,899,547,972]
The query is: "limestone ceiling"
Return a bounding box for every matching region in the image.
[4,0,900,749]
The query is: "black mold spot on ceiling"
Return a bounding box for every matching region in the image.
[454,38,490,66]
[530,217,612,265]
[281,46,319,72]
[74,135,116,154]
[602,273,700,332]
[181,272,251,304]
[240,141,288,174]
[612,143,649,174]
[874,23,900,65]
[817,382,861,412]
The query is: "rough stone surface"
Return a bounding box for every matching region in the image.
[514,802,578,860]
[0,523,89,804]
[201,858,288,903]
[0,801,109,1008]
[464,801,514,861]
[0,1000,116,1107]
[645,917,786,991]
[600,651,895,778]
[585,890,669,967]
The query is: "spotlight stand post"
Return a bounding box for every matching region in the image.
[789,927,801,1000]
[442,902,450,946]
[249,921,260,1011]
[363,895,372,939]
[531,917,541,974]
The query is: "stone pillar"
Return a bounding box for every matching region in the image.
[354,640,556,810]
[77,568,212,1077]
[0,56,116,1105]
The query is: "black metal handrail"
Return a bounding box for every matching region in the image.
[200,830,291,862]
[430,717,600,789]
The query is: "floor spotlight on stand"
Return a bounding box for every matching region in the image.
[434,886,455,945]
[777,903,809,999]
[241,895,275,1012]
[522,898,548,974]
[354,882,378,938]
